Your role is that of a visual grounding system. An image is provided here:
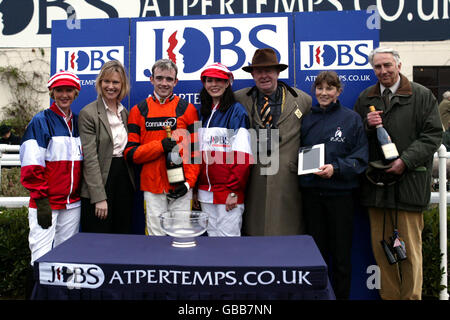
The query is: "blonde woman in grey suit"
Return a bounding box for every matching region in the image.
[78,60,136,233]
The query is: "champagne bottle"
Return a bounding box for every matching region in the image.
[369,106,399,161]
[164,126,185,184]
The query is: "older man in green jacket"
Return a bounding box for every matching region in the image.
[354,47,442,300]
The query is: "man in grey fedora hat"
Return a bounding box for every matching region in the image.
[235,48,311,236]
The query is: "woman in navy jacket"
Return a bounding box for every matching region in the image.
[299,71,368,299]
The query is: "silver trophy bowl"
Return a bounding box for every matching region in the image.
[160,210,208,247]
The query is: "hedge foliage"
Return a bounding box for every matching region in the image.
[422,206,449,298]
[0,206,30,299]
[0,167,29,197]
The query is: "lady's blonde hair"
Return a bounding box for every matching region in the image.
[95,60,130,101]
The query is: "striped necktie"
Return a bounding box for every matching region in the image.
[260,96,272,127]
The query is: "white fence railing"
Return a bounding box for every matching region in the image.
[431,145,449,300]
[0,144,20,165]
[0,143,448,299]
[0,144,29,207]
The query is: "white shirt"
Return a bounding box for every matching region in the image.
[198,102,219,203]
[102,98,128,157]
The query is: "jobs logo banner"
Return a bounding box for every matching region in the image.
[135,16,290,82]
[55,46,125,75]
[300,40,374,70]
[39,262,105,289]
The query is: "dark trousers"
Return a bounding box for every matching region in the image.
[81,157,134,234]
[302,189,354,300]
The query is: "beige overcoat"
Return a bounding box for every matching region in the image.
[235,82,312,235]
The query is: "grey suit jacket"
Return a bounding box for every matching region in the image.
[78,98,135,203]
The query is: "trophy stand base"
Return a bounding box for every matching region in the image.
[172,237,196,248]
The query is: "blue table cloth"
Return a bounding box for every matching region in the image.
[32,233,335,300]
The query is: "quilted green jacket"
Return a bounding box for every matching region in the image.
[354,74,442,212]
